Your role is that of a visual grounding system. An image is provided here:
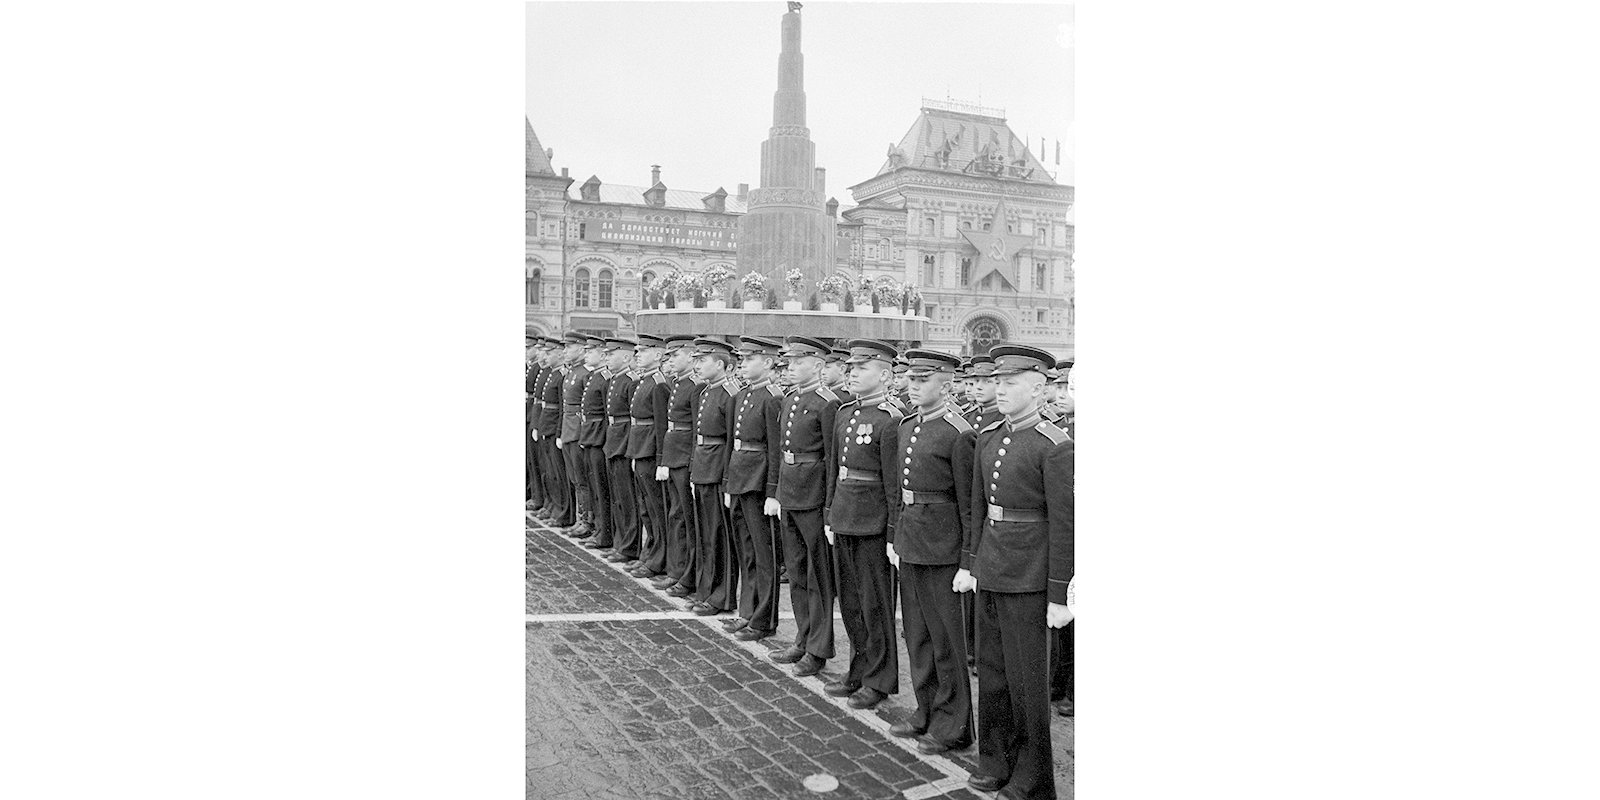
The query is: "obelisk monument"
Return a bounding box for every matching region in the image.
[736,4,833,289]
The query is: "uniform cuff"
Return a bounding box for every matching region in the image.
[1048,578,1070,606]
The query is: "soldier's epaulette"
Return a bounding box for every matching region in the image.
[764,384,783,398]
[1036,419,1071,445]
[877,401,903,419]
[979,419,1005,435]
[942,412,974,434]
[816,386,839,403]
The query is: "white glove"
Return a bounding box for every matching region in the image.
[531,428,538,441]
[886,542,900,569]
[763,498,781,517]
[824,524,835,545]
[952,568,976,593]
[555,438,564,450]
[1047,602,1073,628]
[654,466,668,481]
[723,492,732,509]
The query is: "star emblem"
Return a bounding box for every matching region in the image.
[959,196,1026,288]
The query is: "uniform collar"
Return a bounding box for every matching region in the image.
[744,378,771,391]
[1004,408,1043,431]
[796,379,821,393]
[855,390,888,406]
[918,405,949,423]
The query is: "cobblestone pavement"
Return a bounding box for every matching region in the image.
[527,512,1074,799]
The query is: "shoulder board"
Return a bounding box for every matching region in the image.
[942,413,975,434]
[877,402,903,419]
[816,386,839,403]
[717,383,734,396]
[979,419,1005,435]
[764,385,783,398]
[690,375,705,385]
[1036,420,1071,445]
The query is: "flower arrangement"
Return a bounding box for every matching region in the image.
[817,275,851,302]
[673,270,703,300]
[740,270,768,300]
[701,264,736,298]
[784,268,806,298]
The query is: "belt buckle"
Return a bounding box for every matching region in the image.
[839,466,849,481]
[734,438,743,450]
[784,452,795,464]
[902,489,914,505]
[987,506,1004,521]
[696,435,704,445]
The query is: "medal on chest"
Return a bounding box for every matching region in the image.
[854,423,874,446]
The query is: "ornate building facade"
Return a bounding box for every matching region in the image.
[527,99,1073,357]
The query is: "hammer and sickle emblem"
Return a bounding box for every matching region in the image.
[989,237,1007,261]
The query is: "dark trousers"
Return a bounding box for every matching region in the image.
[963,591,977,666]
[731,492,779,633]
[538,437,571,526]
[633,458,667,574]
[582,445,611,546]
[561,440,590,528]
[975,589,1056,800]
[607,454,638,558]
[665,466,695,589]
[1050,621,1074,703]
[901,562,972,745]
[780,507,834,660]
[691,483,736,610]
[836,533,899,694]
[525,418,542,506]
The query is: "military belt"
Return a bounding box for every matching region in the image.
[838,466,880,482]
[696,435,726,445]
[607,415,628,424]
[583,415,605,423]
[630,418,654,426]
[782,451,823,464]
[902,490,955,505]
[733,439,765,452]
[668,423,693,432]
[987,506,1046,523]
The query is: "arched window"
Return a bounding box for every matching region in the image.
[922,254,936,286]
[962,220,972,230]
[966,316,1005,355]
[1036,227,1048,245]
[1034,261,1048,292]
[574,267,591,308]
[526,267,542,304]
[960,257,972,286]
[641,270,657,289]
[597,269,614,308]
[923,217,935,236]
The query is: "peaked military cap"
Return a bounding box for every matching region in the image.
[1051,358,1074,383]
[663,334,698,351]
[562,331,587,345]
[825,347,851,364]
[581,335,606,348]
[634,333,667,348]
[843,339,897,365]
[735,335,783,356]
[603,336,636,351]
[692,337,735,357]
[541,336,562,347]
[904,349,961,376]
[892,355,910,374]
[968,354,997,377]
[782,335,831,358]
[989,344,1056,376]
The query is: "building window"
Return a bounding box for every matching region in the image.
[526,267,541,304]
[1036,228,1048,245]
[526,214,538,236]
[960,257,972,286]
[1035,261,1048,292]
[966,317,1004,355]
[1036,309,1047,324]
[923,217,935,236]
[578,222,587,239]
[597,269,614,308]
[924,303,937,320]
[982,222,991,231]
[962,220,971,230]
[574,267,591,308]
[922,254,936,286]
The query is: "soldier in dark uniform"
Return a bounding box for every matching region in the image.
[957,345,1074,800]
[577,336,613,549]
[722,335,785,640]
[601,337,639,564]
[653,335,704,598]
[890,355,913,413]
[822,346,855,404]
[534,338,572,527]
[1048,358,1074,718]
[772,355,794,585]
[959,353,1000,667]
[526,334,544,513]
[686,337,738,616]
[626,335,671,580]
[768,336,840,678]
[823,338,903,709]
[889,348,976,754]
[557,332,592,538]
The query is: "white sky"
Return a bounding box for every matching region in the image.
[526,1,1074,203]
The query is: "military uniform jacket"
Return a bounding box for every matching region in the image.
[536,363,565,438]
[525,362,540,428]
[559,363,589,443]
[723,379,783,497]
[963,401,999,436]
[776,382,840,511]
[829,383,856,406]
[603,369,637,459]
[579,368,611,447]
[659,374,703,470]
[825,392,903,537]
[624,370,670,461]
[965,409,1074,602]
[689,379,735,485]
[891,406,975,566]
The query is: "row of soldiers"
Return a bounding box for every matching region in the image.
[526,331,1074,800]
